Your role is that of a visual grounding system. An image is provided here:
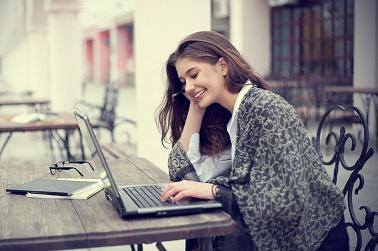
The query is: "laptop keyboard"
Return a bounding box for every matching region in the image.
[123,185,172,208]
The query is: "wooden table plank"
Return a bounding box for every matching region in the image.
[127,156,170,183]
[0,197,87,251]
[101,143,135,159]
[0,162,87,251]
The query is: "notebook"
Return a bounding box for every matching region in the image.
[11,112,59,123]
[73,108,222,218]
[26,178,104,199]
[6,178,99,196]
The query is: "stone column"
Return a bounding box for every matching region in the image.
[45,0,82,111]
[25,0,50,98]
[134,0,211,171]
[230,0,271,76]
[109,24,118,84]
[354,0,378,136]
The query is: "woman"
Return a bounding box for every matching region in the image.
[157,31,348,251]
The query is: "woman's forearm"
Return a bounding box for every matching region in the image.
[179,103,206,152]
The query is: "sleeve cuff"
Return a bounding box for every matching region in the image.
[174,164,199,182]
[213,185,239,215]
[168,142,200,182]
[187,133,201,163]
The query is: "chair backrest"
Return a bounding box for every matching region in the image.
[99,84,119,128]
[313,105,377,251]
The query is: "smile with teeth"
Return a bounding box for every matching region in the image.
[194,89,206,99]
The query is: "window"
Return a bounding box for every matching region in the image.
[271,0,354,84]
[211,0,230,38]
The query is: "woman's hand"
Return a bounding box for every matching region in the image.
[184,91,206,113]
[160,180,214,203]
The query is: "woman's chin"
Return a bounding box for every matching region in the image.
[198,99,211,109]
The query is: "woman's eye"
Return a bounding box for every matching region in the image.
[190,73,198,79]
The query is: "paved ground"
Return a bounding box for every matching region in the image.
[1,84,377,250]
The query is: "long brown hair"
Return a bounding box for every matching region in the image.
[156,31,268,156]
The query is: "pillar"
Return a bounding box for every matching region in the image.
[230,0,271,76]
[134,0,211,171]
[354,0,378,136]
[45,0,82,111]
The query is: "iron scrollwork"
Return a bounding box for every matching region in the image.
[313,105,377,251]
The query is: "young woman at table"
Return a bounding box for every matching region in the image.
[157,31,349,251]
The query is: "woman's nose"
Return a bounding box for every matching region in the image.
[184,79,195,94]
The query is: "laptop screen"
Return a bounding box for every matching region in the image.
[73,108,122,200]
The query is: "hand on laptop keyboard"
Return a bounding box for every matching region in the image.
[160,180,215,203]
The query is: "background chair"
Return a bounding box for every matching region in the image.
[78,83,136,143]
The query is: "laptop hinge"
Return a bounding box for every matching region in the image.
[105,189,126,216]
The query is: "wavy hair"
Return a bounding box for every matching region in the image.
[156,31,268,156]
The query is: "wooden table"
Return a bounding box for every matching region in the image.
[324,86,378,95]
[0,97,50,111]
[0,157,236,251]
[0,112,82,160]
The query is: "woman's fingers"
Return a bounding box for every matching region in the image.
[160,180,213,202]
[160,181,187,201]
[183,92,206,113]
[160,183,180,201]
[172,189,191,202]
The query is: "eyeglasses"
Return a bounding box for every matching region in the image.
[49,160,94,177]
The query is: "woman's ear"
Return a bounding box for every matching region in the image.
[217,58,228,77]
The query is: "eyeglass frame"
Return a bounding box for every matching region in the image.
[49,160,94,177]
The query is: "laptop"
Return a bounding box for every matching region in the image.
[73,108,222,218]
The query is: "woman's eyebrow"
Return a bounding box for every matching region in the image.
[186,67,198,76]
[178,67,196,80]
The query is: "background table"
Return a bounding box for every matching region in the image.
[0,112,82,160]
[325,86,378,146]
[0,97,50,112]
[0,157,236,251]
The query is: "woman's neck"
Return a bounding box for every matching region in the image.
[218,90,239,113]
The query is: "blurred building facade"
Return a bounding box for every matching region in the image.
[0,0,82,110]
[0,0,377,169]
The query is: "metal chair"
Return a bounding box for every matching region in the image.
[79,83,136,143]
[313,105,377,251]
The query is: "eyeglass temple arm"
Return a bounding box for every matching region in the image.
[62,160,94,171]
[49,166,84,176]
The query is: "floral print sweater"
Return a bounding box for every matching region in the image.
[168,87,345,251]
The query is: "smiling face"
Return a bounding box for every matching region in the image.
[175,57,229,109]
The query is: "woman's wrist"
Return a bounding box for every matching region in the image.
[188,102,206,118]
[179,102,206,152]
[211,184,219,199]
[184,103,206,133]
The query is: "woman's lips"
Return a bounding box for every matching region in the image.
[194,89,206,100]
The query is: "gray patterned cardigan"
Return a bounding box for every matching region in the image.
[168,87,345,251]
